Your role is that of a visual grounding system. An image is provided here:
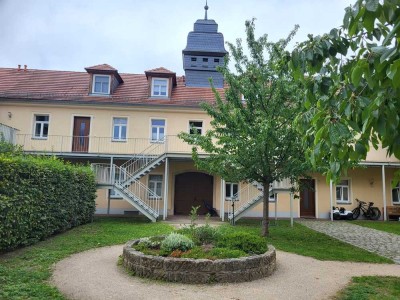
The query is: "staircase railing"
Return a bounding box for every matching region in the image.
[227,179,293,221]
[227,182,264,219]
[120,140,166,180]
[91,163,161,218]
[113,165,161,215]
[92,163,113,185]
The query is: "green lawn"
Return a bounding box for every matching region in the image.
[0,217,174,299]
[335,276,400,300]
[0,217,394,299]
[351,220,400,235]
[232,219,393,263]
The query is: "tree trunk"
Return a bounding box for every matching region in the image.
[261,179,271,237]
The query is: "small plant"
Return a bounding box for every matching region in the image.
[189,205,201,229]
[136,236,163,249]
[217,232,268,254]
[160,233,194,254]
[205,212,211,225]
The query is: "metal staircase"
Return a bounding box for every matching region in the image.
[227,179,292,222]
[91,142,167,222]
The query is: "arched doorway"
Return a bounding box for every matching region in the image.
[174,172,214,215]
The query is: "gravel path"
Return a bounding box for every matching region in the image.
[297,220,400,264]
[51,245,400,300]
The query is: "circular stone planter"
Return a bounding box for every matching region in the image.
[122,239,276,284]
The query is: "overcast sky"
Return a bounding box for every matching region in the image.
[0,0,354,75]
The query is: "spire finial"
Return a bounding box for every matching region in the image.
[204,0,209,20]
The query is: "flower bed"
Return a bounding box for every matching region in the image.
[122,225,276,283]
[123,239,276,283]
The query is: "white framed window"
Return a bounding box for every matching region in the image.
[151,119,165,142]
[269,193,276,202]
[336,179,350,203]
[92,75,110,94]
[225,182,239,201]
[189,121,203,135]
[33,115,49,139]
[112,118,127,141]
[149,174,163,198]
[110,167,126,198]
[392,183,400,204]
[151,78,168,97]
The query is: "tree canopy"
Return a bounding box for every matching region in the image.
[291,0,400,182]
[180,20,308,236]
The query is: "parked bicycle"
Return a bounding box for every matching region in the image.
[351,198,381,220]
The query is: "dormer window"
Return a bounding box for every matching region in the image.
[93,75,110,94]
[152,78,168,97]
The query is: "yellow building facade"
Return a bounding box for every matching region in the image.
[0,11,399,222]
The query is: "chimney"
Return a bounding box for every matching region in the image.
[18,64,21,71]
[24,65,27,71]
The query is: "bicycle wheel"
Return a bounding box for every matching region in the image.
[369,207,381,220]
[351,207,360,220]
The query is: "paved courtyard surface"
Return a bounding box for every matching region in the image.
[297,220,400,264]
[52,245,400,300]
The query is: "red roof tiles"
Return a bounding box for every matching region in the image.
[0,67,224,107]
[85,64,117,71]
[145,67,175,74]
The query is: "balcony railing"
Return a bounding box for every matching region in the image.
[0,123,19,144]
[14,134,204,156]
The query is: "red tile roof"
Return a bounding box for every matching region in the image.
[0,67,224,107]
[85,64,117,71]
[145,67,175,74]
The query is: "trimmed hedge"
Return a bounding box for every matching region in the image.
[0,155,96,251]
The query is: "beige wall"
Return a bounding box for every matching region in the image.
[2,101,399,220]
[0,102,212,154]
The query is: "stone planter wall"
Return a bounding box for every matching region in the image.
[123,239,276,284]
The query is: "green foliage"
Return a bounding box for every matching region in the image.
[191,225,220,245]
[0,155,97,251]
[291,0,400,182]
[189,205,200,229]
[229,220,392,263]
[0,137,22,155]
[351,221,400,236]
[335,276,400,300]
[135,236,164,249]
[217,231,268,254]
[181,246,246,259]
[160,233,195,254]
[0,217,173,299]
[179,19,309,236]
[208,247,247,259]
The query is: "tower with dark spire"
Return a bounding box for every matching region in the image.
[182,2,227,88]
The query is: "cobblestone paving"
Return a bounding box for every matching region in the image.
[297,220,400,264]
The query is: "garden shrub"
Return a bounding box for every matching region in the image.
[0,154,96,251]
[192,225,220,245]
[160,233,194,254]
[217,232,268,254]
[209,247,247,258]
[181,246,247,259]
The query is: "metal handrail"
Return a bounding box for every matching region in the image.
[91,163,160,216]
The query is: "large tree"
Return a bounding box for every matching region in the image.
[180,20,308,236]
[291,0,400,183]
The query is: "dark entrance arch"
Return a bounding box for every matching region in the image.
[174,172,214,215]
